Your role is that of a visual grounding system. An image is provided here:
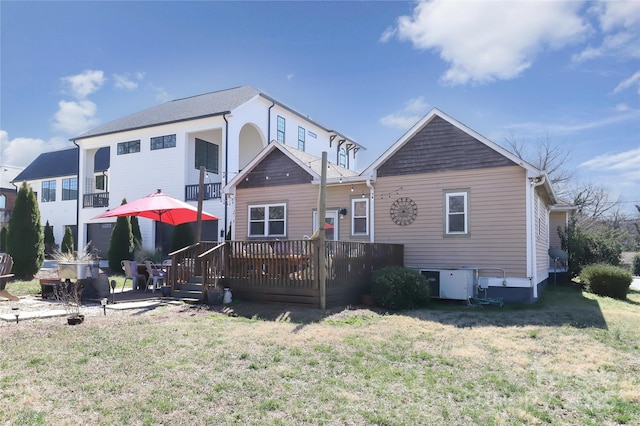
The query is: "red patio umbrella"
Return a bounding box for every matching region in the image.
[92,189,218,225]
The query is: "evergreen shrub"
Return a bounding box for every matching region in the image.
[372,266,430,310]
[580,264,632,300]
[6,182,44,278]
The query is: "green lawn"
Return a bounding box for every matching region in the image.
[1,282,639,425]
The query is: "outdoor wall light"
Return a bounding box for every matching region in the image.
[339,208,348,218]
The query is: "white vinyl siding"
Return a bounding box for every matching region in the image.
[374,166,528,278]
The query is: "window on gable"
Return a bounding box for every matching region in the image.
[62,178,78,201]
[248,203,286,237]
[352,198,369,236]
[42,180,56,202]
[277,116,285,143]
[339,148,347,168]
[117,140,140,155]
[151,134,176,150]
[195,138,219,173]
[445,191,468,235]
[298,126,305,151]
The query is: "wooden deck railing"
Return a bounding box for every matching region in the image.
[167,241,219,291]
[190,240,403,308]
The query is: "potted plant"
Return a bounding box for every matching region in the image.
[60,280,84,325]
[54,243,99,280]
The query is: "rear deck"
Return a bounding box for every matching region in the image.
[167,240,403,308]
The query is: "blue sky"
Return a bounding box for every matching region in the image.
[1,1,638,213]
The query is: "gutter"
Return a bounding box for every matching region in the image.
[73,140,80,244]
[366,178,375,243]
[267,101,275,143]
[223,113,230,241]
[529,175,546,299]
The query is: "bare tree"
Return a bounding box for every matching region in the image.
[504,132,574,198]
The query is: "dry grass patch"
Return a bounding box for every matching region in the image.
[1,283,639,424]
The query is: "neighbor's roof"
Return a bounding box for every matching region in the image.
[13,147,110,182]
[71,86,361,149]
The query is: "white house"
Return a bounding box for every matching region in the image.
[70,86,363,255]
[12,148,109,248]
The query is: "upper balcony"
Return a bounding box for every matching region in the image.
[83,192,109,208]
[184,183,222,201]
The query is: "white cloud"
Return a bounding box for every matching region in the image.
[0,131,70,168]
[380,96,429,129]
[507,108,640,134]
[580,148,640,172]
[388,1,589,85]
[613,71,640,95]
[62,70,105,99]
[574,1,640,62]
[286,73,294,81]
[113,73,139,91]
[52,100,99,135]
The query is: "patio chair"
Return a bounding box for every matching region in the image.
[0,253,18,301]
[145,261,166,293]
[121,260,145,292]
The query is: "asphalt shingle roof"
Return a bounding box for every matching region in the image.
[72,86,260,140]
[13,147,110,182]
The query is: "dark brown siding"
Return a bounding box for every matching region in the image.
[238,149,314,189]
[377,116,516,177]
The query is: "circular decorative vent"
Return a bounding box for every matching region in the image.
[390,197,417,226]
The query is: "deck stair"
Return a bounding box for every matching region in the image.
[172,276,204,304]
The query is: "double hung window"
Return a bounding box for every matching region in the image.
[248,203,286,237]
[62,178,78,201]
[445,191,468,235]
[351,198,369,236]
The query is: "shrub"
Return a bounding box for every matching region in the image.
[580,264,632,300]
[43,220,58,256]
[633,253,640,276]
[0,226,7,252]
[372,266,430,310]
[6,182,44,279]
[560,217,622,278]
[171,223,195,252]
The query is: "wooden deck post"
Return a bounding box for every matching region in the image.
[318,152,327,309]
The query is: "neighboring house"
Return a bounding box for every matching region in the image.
[71,86,362,255]
[0,165,23,227]
[12,148,109,254]
[229,108,566,302]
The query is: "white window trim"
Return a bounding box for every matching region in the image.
[445,191,468,235]
[351,198,369,236]
[248,203,287,238]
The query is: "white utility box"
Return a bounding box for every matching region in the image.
[420,269,476,300]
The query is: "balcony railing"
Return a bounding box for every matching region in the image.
[83,192,109,208]
[185,183,222,201]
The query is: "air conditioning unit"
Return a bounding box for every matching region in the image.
[420,269,475,300]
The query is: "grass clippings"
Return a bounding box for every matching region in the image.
[1,282,639,425]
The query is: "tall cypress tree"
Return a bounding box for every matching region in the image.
[7,182,44,279]
[107,199,134,274]
[61,226,75,254]
[43,220,56,255]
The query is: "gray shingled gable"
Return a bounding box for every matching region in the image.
[72,86,260,140]
[13,147,110,182]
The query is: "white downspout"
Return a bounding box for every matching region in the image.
[366,179,374,243]
[529,175,546,299]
